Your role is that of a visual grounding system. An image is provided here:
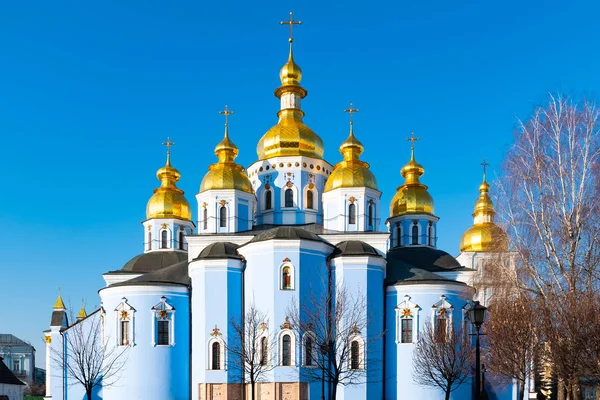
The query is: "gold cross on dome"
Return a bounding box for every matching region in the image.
[162,137,175,154]
[344,103,359,124]
[481,158,490,179]
[406,132,419,151]
[281,12,302,43]
[219,105,234,127]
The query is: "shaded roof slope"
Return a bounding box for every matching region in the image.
[386,246,464,285]
[195,242,242,260]
[330,240,382,258]
[114,251,188,273]
[110,260,190,288]
[0,358,25,385]
[248,226,329,244]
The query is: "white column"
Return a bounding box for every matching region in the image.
[44,337,52,399]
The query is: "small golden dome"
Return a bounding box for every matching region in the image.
[390,147,434,216]
[325,127,377,192]
[77,305,87,319]
[146,153,192,221]
[459,169,508,252]
[200,129,253,194]
[53,295,65,310]
[280,45,302,87]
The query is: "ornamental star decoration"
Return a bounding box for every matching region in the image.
[120,310,129,320]
[401,308,412,318]
[157,310,168,320]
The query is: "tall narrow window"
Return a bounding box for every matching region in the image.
[282,334,292,366]
[178,231,184,250]
[348,203,356,224]
[436,318,447,343]
[305,336,313,366]
[203,208,208,230]
[350,340,360,369]
[368,203,374,227]
[282,266,292,290]
[212,342,221,370]
[120,321,129,345]
[265,190,272,210]
[285,189,294,208]
[260,337,268,366]
[401,319,413,343]
[307,190,314,209]
[157,320,169,345]
[412,224,419,245]
[147,232,152,251]
[396,224,401,247]
[161,230,168,249]
[219,206,227,228]
[428,225,434,246]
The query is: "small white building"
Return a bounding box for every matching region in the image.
[0,335,35,385]
[0,356,25,400]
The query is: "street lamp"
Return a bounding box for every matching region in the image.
[468,301,487,400]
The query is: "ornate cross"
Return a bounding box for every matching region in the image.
[219,105,234,127]
[281,12,302,42]
[344,103,359,125]
[162,137,175,154]
[481,159,489,180]
[406,132,419,151]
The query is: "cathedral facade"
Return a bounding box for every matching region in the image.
[44,25,517,400]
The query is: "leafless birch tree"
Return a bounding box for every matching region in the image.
[412,322,473,400]
[51,309,128,400]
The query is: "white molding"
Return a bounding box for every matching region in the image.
[207,336,226,370]
[395,295,420,344]
[277,329,297,366]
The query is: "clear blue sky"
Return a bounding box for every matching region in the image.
[2,0,599,366]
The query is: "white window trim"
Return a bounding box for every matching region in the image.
[281,185,299,209]
[302,331,317,368]
[428,223,435,247]
[395,295,420,344]
[411,221,422,245]
[262,187,274,211]
[160,227,171,249]
[278,329,296,366]
[218,203,230,231]
[367,201,375,228]
[151,296,176,347]
[303,185,318,211]
[280,262,295,291]
[348,334,365,370]
[115,298,135,347]
[208,337,226,370]
[347,202,359,226]
[257,331,271,367]
[431,295,454,338]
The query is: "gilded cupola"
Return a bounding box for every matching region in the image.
[459,164,508,252]
[325,105,377,192]
[200,107,253,194]
[146,140,192,221]
[390,134,435,217]
[256,15,324,160]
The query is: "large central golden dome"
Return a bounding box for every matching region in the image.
[390,147,434,217]
[146,152,192,221]
[256,43,324,160]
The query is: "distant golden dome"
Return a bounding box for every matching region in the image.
[146,153,192,221]
[459,171,508,252]
[325,128,377,192]
[256,42,324,160]
[390,149,434,217]
[200,129,253,194]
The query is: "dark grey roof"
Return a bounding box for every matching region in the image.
[114,251,188,273]
[0,334,31,347]
[330,240,382,258]
[388,267,466,286]
[247,226,330,245]
[195,242,242,260]
[110,260,190,288]
[386,246,464,285]
[50,310,67,327]
[0,358,25,385]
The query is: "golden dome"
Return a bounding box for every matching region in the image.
[200,128,253,194]
[390,146,434,217]
[459,169,508,252]
[325,126,377,192]
[256,42,324,160]
[146,152,192,221]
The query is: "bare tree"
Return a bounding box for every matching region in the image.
[286,282,383,400]
[225,304,275,400]
[51,309,128,400]
[412,322,474,400]
[484,294,539,400]
[496,94,600,399]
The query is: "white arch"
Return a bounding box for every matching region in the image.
[348,334,365,370]
[277,329,297,366]
[281,184,299,208]
[302,331,317,367]
[207,336,225,370]
[279,262,295,290]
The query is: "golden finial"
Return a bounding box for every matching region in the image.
[481,159,489,182]
[280,11,302,43]
[219,105,234,136]
[406,132,419,158]
[53,287,66,310]
[344,103,359,133]
[162,137,175,165]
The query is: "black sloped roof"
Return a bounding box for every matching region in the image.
[115,251,188,273]
[194,242,242,260]
[330,240,382,258]
[109,260,190,288]
[386,246,465,286]
[0,357,25,385]
[247,226,329,244]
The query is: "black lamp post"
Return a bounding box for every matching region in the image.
[468,301,487,400]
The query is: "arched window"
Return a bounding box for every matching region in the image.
[285,189,294,208]
[178,230,184,250]
[350,340,360,369]
[265,190,272,210]
[161,230,168,249]
[428,224,434,246]
[348,203,356,225]
[219,206,227,228]
[307,190,314,209]
[395,224,401,247]
[147,232,152,251]
[212,342,221,370]
[282,266,292,290]
[411,224,419,245]
[282,334,292,366]
[305,335,313,366]
[203,208,208,230]
[368,203,374,227]
[120,320,130,346]
[436,316,447,344]
[260,336,268,366]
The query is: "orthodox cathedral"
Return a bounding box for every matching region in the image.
[43,16,518,400]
